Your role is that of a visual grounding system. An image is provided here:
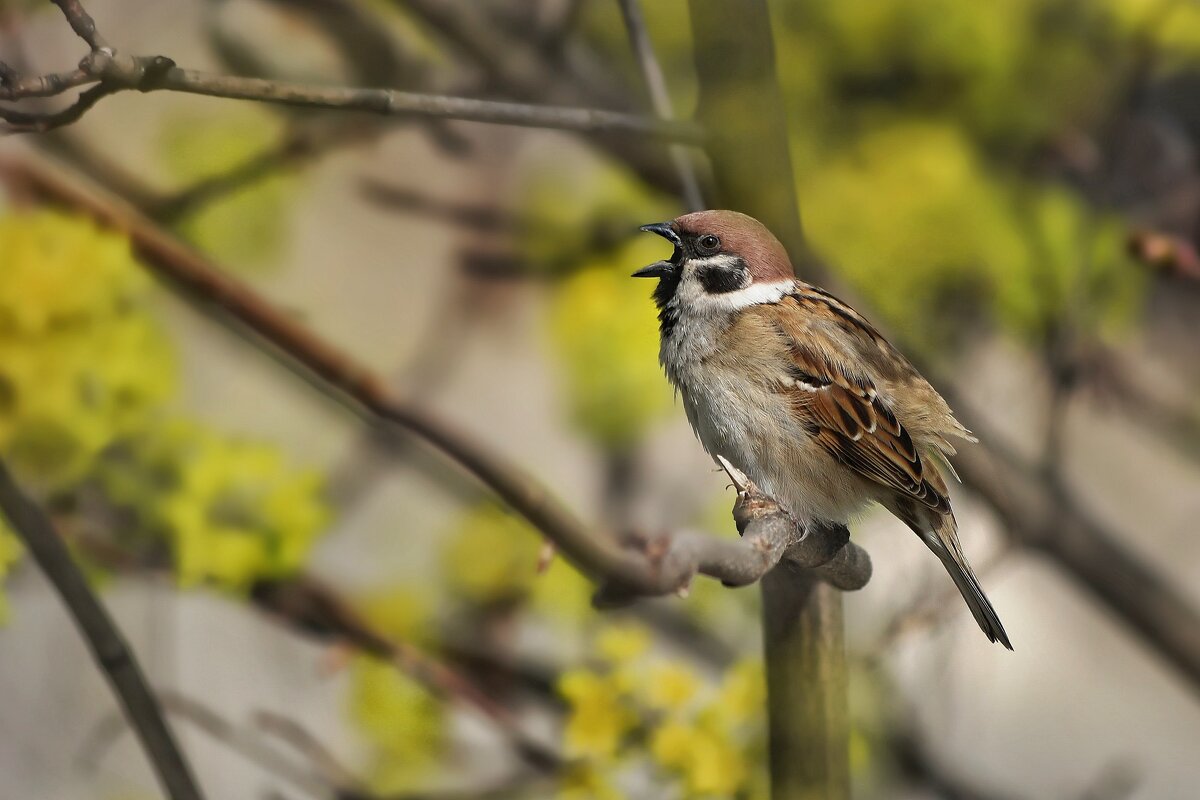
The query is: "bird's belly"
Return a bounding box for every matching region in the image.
[677,371,871,525]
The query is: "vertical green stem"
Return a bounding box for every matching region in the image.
[686,0,853,796]
[762,571,850,799]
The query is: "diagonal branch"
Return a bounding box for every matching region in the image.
[0,152,868,602]
[0,458,205,800]
[249,575,563,771]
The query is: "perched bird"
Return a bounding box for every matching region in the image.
[635,210,1011,648]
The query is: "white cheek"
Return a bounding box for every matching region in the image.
[679,270,795,314]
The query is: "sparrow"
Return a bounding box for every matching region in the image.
[634,210,1011,648]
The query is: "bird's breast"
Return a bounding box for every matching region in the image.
[661,319,874,525]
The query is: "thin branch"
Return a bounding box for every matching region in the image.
[615,0,705,211]
[876,544,1016,650]
[50,0,110,52]
[250,575,562,771]
[253,710,368,793]
[94,693,553,800]
[155,693,345,800]
[388,0,690,194]
[0,65,91,97]
[151,122,379,223]
[0,458,205,800]
[0,49,704,142]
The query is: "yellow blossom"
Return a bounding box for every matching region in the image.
[716,659,766,726]
[0,212,174,487]
[596,623,651,664]
[441,503,539,604]
[644,661,701,711]
[0,211,148,335]
[102,421,329,591]
[529,554,595,622]
[559,669,635,759]
[651,721,748,796]
[557,762,626,800]
[443,503,594,620]
[349,656,443,793]
[650,720,694,770]
[356,586,433,643]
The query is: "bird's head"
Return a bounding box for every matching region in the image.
[634,210,795,313]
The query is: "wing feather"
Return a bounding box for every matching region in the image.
[769,306,950,513]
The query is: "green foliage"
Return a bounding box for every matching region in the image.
[440,502,593,620]
[0,529,19,625]
[158,109,296,267]
[990,187,1145,342]
[519,162,678,276]
[572,1,1156,359]
[522,161,678,450]
[557,623,768,799]
[349,655,445,794]
[547,243,675,451]
[99,421,329,591]
[800,122,1143,347]
[776,0,1145,152]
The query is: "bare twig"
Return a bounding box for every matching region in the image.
[50,0,110,52]
[253,711,366,792]
[250,575,562,770]
[161,695,330,799]
[391,0,690,195]
[150,122,378,223]
[615,0,705,211]
[876,544,1016,650]
[0,49,705,141]
[0,458,205,800]
[94,693,553,800]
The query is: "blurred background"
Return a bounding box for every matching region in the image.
[1,0,1200,798]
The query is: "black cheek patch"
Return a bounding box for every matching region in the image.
[698,262,749,294]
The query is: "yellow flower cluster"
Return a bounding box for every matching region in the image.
[101,421,329,591]
[0,210,178,616]
[556,622,767,799]
[0,212,175,486]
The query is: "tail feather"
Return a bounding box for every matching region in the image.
[891,499,1012,649]
[931,536,1012,649]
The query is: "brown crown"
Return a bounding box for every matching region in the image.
[673,210,795,283]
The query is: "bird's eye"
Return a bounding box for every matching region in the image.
[698,234,720,252]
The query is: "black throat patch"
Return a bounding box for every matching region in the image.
[651,269,683,337]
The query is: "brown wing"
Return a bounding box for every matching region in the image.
[777,336,951,514]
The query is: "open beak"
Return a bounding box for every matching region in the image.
[633,222,682,278]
